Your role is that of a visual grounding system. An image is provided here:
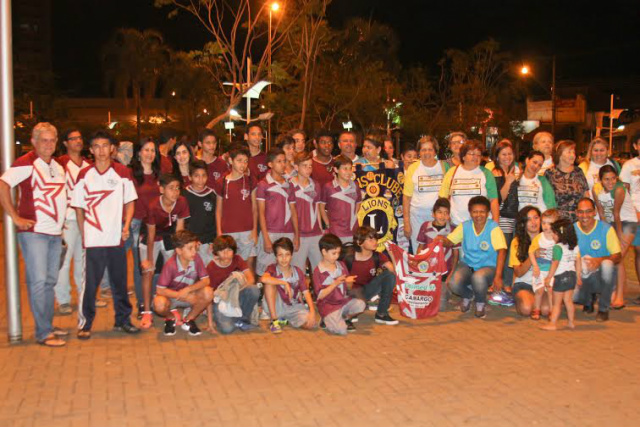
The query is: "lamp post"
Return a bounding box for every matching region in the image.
[267,2,280,150]
[521,55,557,137]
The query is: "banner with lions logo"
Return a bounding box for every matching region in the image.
[386,241,447,319]
[354,165,409,252]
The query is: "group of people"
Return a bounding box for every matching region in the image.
[1,121,637,346]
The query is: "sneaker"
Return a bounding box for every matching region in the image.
[374,313,399,325]
[596,311,609,322]
[58,304,72,315]
[320,320,326,329]
[270,320,283,334]
[367,303,378,312]
[460,299,471,313]
[95,299,108,308]
[52,327,70,337]
[113,322,140,334]
[164,319,176,336]
[350,316,359,323]
[259,310,271,321]
[181,320,202,336]
[475,305,487,319]
[345,319,356,332]
[277,318,289,327]
[488,291,514,307]
[136,303,144,320]
[234,320,257,332]
[77,329,91,340]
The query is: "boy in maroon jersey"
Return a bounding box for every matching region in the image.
[312,233,365,335]
[256,147,299,276]
[197,129,228,188]
[214,145,258,263]
[154,230,213,336]
[206,235,260,333]
[245,122,268,181]
[311,129,335,187]
[343,226,398,325]
[139,173,191,328]
[290,151,323,271]
[261,237,317,334]
[319,155,362,244]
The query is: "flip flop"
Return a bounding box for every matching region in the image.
[37,335,66,347]
[610,304,626,310]
[77,330,91,340]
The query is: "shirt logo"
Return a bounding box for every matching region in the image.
[241,189,250,200]
[591,240,601,250]
[204,201,213,212]
[32,168,65,222]
[213,172,221,180]
[83,189,114,231]
[258,164,268,172]
[479,241,490,251]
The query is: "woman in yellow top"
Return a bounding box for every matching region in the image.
[578,137,621,192]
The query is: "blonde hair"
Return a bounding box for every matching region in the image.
[541,208,560,221]
[585,137,608,163]
[417,135,439,152]
[32,122,58,141]
[532,131,553,149]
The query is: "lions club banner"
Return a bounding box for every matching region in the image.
[386,241,447,319]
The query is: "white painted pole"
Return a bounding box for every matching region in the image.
[609,94,614,155]
[1,0,23,343]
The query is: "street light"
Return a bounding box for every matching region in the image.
[520,57,557,137]
[520,65,530,75]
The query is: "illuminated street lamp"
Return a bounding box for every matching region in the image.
[520,57,557,136]
[520,65,530,75]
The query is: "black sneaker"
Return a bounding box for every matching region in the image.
[114,322,140,334]
[136,303,144,320]
[583,305,594,314]
[181,320,202,336]
[596,311,609,322]
[374,313,399,325]
[320,320,326,329]
[345,319,356,332]
[164,319,176,336]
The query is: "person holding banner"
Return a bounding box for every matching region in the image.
[437,196,507,319]
[403,136,450,252]
[438,140,499,226]
[353,135,396,172]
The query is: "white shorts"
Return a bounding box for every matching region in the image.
[292,234,322,272]
[227,231,257,261]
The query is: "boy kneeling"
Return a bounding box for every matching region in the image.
[261,237,317,334]
[154,230,213,336]
[312,234,365,335]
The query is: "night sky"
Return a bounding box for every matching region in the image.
[51,0,640,97]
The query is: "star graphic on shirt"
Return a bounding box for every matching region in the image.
[83,188,114,231]
[31,168,65,222]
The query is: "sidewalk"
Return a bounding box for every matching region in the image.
[1,230,640,426]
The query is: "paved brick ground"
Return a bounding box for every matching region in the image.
[1,226,640,427]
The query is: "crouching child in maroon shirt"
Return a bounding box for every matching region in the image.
[312,234,365,335]
[153,230,213,336]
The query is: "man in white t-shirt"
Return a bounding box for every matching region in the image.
[532,132,554,176]
[0,122,68,347]
[72,131,139,340]
[619,131,640,305]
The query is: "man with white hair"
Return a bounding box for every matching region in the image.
[0,122,68,347]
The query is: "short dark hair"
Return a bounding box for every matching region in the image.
[632,131,640,147]
[198,129,217,143]
[315,129,334,141]
[401,143,417,156]
[526,150,544,161]
[228,144,250,160]
[468,195,490,212]
[294,151,313,165]
[159,128,178,145]
[288,129,306,139]
[189,159,208,176]
[159,172,180,187]
[267,147,285,164]
[577,197,596,210]
[273,237,294,255]
[245,122,263,134]
[88,130,116,146]
[277,134,295,149]
[319,233,342,252]
[338,130,356,141]
[172,230,199,249]
[598,164,618,181]
[459,139,484,159]
[552,140,576,166]
[433,198,450,213]
[61,128,82,142]
[333,154,353,170]
[211,235,237,255]
[353,226,378,250]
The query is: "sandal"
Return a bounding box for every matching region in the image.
[140,312,153,329]
[37,334,66,347]
[77,330,91,340]
[530,309,541,320]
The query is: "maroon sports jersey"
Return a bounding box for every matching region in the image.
[311,156,334,187]
[349,252,389,289]
[205,157,229,189]
[256,174,296,233]
[160,155,173,174]
[265,263,308,305]
[132,173,160,220]
[321,179,362,238]
[249,152,268,181]
[206,254,249,290]
[158,253,208,291]
[146,195,190,241]
[312,261,352,317]
[291,177,322,237]
[214,173,256,233]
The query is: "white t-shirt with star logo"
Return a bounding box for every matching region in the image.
[71,162,137,248]
[1,151,66,235]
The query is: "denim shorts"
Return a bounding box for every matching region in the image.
[553,271,576,292]
[621,221,637,236]
[513,281,533,295]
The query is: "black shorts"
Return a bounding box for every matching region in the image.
[553,271,576,292]
[513,281,533,295]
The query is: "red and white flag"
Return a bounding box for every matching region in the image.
[386,241,448,319]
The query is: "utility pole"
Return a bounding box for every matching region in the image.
[551,55,557,137]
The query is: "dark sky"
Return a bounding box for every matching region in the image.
[50,0,640,96]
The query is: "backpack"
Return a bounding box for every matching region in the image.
[340,242,382,274]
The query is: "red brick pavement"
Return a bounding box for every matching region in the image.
[1,228,640,427]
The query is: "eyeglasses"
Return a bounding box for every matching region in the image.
[67,136,83,141]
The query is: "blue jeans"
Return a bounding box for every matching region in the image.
[213,286,260,334]
[18,232,63,341]
[574,260,617,312]
[350,269,396,316]
[130,218,143,305]
[448,262,495,304]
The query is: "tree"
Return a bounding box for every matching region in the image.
[102,28,169,139]
[155,0,302,128]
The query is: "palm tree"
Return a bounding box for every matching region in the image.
[102,28,169,139]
